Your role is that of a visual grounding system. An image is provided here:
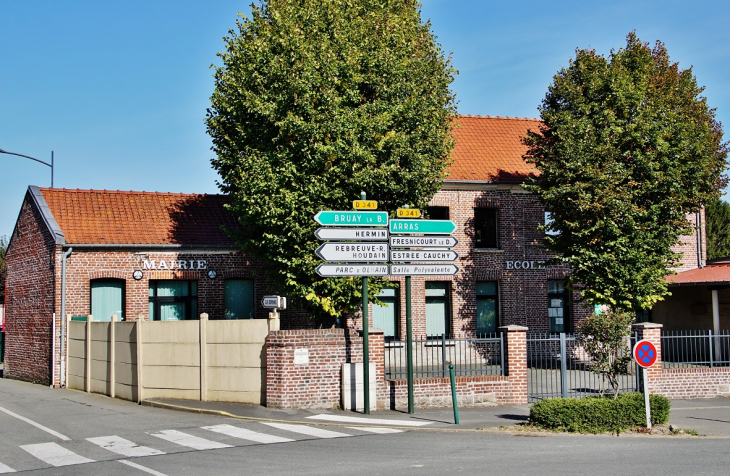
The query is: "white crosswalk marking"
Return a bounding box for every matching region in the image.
[202,424,294,444]
[347,426,404,434]
[261,422,352,439]
[0,462,15,473]
[87,435,165,457]
[150,430,232,450]
[118,459,169,476]
[21,442,95,467]
[307,414,432,427]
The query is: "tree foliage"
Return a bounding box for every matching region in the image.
[206,0,457,323]
[705,198,730,260]
[524,32,728,311]
[577,310,635,398]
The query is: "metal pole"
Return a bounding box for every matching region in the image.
[51,151,54,188]
[560,332,568,398]
[406,275,414,414]
[449,363,459,425]
[361,192,370,414]
[643,367,652,430]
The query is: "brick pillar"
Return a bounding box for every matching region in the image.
[632,322,663,392]
[499,325,528,404]
[359,328,385,406]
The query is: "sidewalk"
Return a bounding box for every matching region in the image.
[142,396,730,436]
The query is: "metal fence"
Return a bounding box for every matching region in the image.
[661,330,730,368]
[384,333,503,381]
[527,332,639,402]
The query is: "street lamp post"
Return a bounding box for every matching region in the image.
[0,149,54,187]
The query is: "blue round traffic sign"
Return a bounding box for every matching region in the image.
[633,340,658,368]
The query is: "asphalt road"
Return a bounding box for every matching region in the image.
[0,378,728,475]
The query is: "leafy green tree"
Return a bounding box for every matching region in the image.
[577,310,635,398]
[705,198,730,259]
[524,32,728,311]
[206,0,457,323]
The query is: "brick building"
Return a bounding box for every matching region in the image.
[4,115,707,386]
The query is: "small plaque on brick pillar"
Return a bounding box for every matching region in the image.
[294,348,309,365]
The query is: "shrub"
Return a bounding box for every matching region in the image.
[529,393,670,433]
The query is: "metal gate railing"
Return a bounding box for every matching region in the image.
[527,332,639,402]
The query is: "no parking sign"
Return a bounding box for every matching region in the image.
[633,340,658,368]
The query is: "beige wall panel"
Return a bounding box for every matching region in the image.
[142,321,199,343]
[90,359,111,381]
[207,367,262,392]
[207,320,269,344]
[90,378,111,395]
[68,340,87,360]
[68,322,87,340]
[90,342,111,361]
[143,366,200,390]
[114,383,135,401]
[114,342,137,365]
[91,322,111,341]
[207,344,264,367]
[67,374,85,391]
[67,356,86,379]
[207,390,262,404]
[142,388,200,400]
[114,363,137,386]
[142,343,200,366]
[115,322,137,343]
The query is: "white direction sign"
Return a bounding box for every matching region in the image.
[390,264,459,276]
[390,249,458,262]
[316,242,389,262]
[315,228,388,241]
[390,236,457,248]
[316,264,389,277]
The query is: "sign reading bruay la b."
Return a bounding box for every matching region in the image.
[314,211,388,227]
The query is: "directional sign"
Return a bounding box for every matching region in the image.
[633,340,658,368]
[316,264,389,277]
[389,219,456,234]
[262,295,286,309]
[353,200,378,210]
[316,242,389,262]
[315,228,388,241]
[314,211,388,227]
[390,236,458,248]
[390,249,458,262]
[397,208,421,218]
[389,264,459,276]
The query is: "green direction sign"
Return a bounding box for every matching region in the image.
[389,219,456,234]
[314,211,388,227]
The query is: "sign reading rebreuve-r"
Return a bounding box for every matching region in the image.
[389,219,456,234]
[314,211,388,227]
[316,242,388,262]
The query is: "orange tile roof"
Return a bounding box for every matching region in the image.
[667,264,730,286]
[39,188,238,246]
[448,115,543,182]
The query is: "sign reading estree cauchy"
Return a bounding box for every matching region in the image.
[142,259,208,270]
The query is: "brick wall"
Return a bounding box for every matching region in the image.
[633,323,730,399]
[4,192,57,384]
[265,328,384,409]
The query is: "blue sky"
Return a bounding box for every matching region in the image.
[2,1,729,238]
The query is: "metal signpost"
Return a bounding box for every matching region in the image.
[313,200,459,415]
[633,339,658,429]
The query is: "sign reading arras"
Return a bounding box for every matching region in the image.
[142,259,208,270]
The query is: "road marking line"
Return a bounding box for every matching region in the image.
[0,405,70,440]
[306,414,432,427]
[0,462,15,473]
[202,424,294,444]
[87,435,165,457]
[261,422,352,439]
[150,430,232,450]
[118,460,168,476]
[20,442,94,467]
[346,426,404,434]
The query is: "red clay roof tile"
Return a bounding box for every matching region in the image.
[667,264,730,285]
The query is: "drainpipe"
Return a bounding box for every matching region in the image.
[696,211,703,268]
[60,247,72,387]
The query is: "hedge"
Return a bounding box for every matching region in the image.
[529,393,670,433]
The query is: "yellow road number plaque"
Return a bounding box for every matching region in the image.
[397,208,421,218]
[353,200,378,210]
